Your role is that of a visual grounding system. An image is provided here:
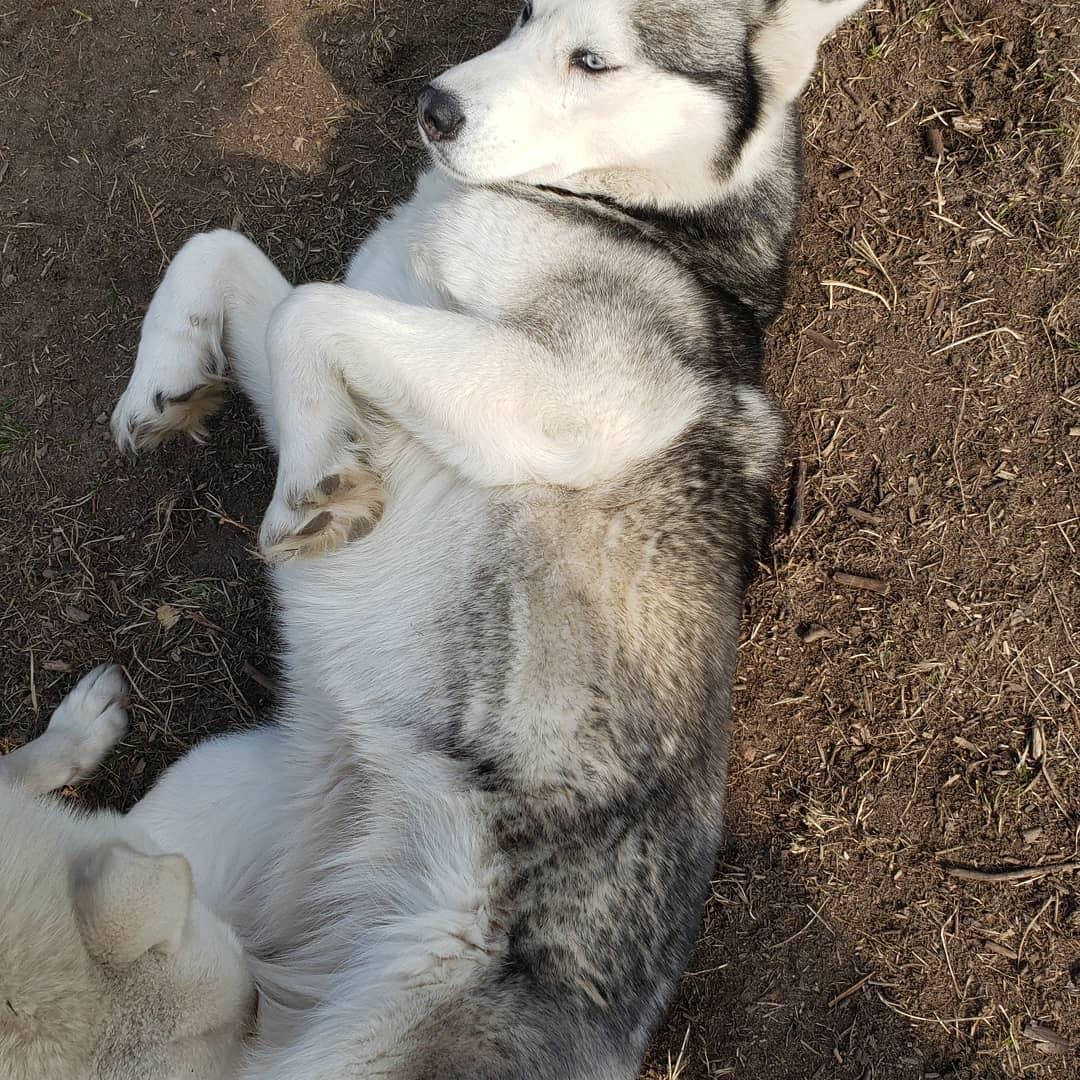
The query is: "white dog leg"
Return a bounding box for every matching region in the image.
[256,283,703,559]
[111,229,291,451]
[0,664,128,795]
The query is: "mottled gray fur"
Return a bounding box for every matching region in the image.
[107,2,867,1077]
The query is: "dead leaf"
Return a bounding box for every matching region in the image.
[156,603,182,629]
[803,328,840,351]
[952,114,985,135]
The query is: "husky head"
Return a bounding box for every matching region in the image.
[418,0,865,207]
[0,789,253,1079]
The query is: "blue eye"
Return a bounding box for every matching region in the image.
[571,50,610,73]
[520,1,532,24]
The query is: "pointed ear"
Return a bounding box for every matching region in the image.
[75,843,193,965]
[753,0,866,104]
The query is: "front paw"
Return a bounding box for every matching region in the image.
[259,460,385,562]
[44,664,130,783]
[112,377,226,453]
[111,321,227,453]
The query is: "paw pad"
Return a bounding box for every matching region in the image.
[261,463,385,562]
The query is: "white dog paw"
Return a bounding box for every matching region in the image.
[111,321,227,453]
[45,664,130,781]
[259,459,385,562]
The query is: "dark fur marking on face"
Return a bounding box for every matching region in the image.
[521,115,801,333]
[631,3,763,168]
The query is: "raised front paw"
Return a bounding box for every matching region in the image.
[259,459,386,562]
[111,320,227,453]
[45,664,130,783]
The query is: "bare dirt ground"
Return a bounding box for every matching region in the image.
[1,1,1077,1077]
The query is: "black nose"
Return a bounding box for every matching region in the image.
[418,85,465,142]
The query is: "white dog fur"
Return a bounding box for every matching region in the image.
[0,666,254,1080]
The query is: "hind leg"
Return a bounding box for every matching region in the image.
[0,664,128,795]
[111,229,291,451]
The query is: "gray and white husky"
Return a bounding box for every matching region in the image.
[106,1,866,1076]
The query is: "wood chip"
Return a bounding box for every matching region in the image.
[1028,718,1044,762]
[924,282,942,321]
[42,659,72,672]
[786,459,807,533]
[846,506,883,526]
[61,605,91,624]
[242,663,275,693]
[833,571,889,596]
[803,328,840,351]
[924,126,945,157]
[952,114,985,135]
[1021,1022,1071,1055]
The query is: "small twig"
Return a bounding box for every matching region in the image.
[822,279,893,311]
[828,973,872,1008]
[943,861,1080,883]
[853,234,898,310]
[821,416,845,458]
[1017,896,1054,963]
[930,326,1024,355]
[941,908,962,998]
[786,459,807,533]
[241,663,275,693]
[1039,761,1071,818]
[833,571,890,596]
[28,651,38,715]
[846,506,883,526]
[132,178,167,266]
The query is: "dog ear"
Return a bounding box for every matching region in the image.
[74,843,193,965]
[753,0,866,104]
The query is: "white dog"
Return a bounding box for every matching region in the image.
[0,665,254,1080]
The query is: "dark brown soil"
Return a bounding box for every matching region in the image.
[2,2,1076,1078]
